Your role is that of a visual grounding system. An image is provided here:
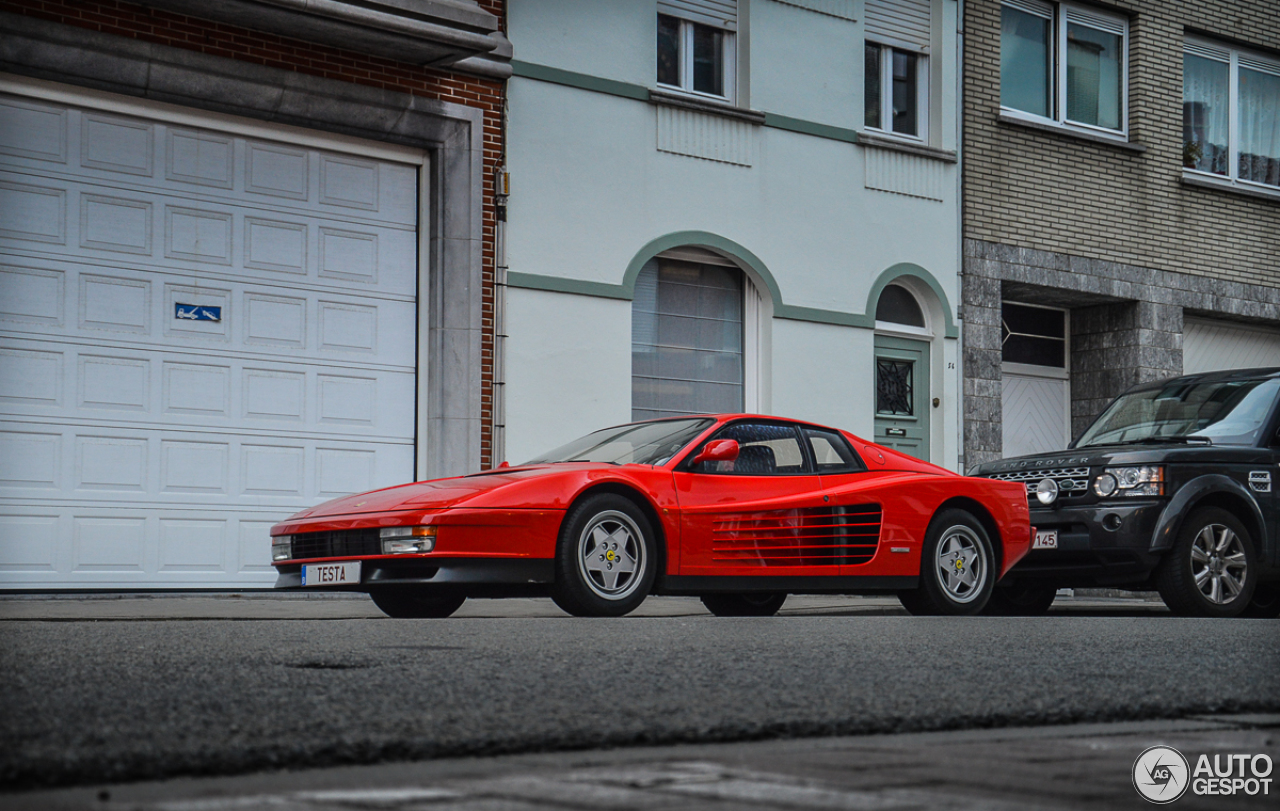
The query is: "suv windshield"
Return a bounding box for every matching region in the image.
[1076,377,1280,448]
[523,418,714,466]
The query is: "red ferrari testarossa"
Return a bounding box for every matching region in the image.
[271,415,1031,618]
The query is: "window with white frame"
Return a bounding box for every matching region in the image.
[1000,0,1128,136]
[865,43,927,138]
[657,1,737,101]
[863,0,932,139]
[1183,39,1280,190]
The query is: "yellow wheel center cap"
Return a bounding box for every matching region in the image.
[606,550,616,562]
[954,559,964,572]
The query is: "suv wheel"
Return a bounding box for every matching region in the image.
[1155,507,1256,618]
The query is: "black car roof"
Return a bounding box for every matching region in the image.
[1127,367,1280,392]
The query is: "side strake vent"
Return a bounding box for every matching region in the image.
[712,504,882,566]
[291,529,381,561]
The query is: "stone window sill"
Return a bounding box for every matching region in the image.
[996,113,1146,153]
[648,89,766,125]
[858,132,957,163]
[1180,172,1280,203]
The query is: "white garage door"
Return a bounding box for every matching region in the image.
[1184,318,1280,374]
[0,87,422,589]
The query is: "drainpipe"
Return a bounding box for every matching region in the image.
[955,0,967,474]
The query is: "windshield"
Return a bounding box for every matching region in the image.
[1076,377,1280,448]
[523,418,714,466]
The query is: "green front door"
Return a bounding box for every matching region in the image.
[873,335,929,461]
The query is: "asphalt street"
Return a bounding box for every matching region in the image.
[1,595,1276,794]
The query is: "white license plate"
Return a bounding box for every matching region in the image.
[1033,529,1059,550]
[301,561,361,586]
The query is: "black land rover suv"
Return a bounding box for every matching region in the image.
[973,367,1280,618]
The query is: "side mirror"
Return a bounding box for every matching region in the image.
[691,439,739,467]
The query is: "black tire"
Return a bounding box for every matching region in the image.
[897,508,996,616]
[1241,582,1280,619]
[1155,507,1256,618]
[982,581,1058,616]
[369,588,466,619]
[550,493,657,617]
[700,593,787,617]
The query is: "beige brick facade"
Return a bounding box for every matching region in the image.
[963,0,1279,284]
[961,0,1280,466]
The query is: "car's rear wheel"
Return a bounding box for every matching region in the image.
[551,493,657,617]
[898,509,995,616]
[700,593,787,617]
[369,588,466,619]
[1155,507,1256,618]
[1240,582,1280,619]
[982,581,1057,616]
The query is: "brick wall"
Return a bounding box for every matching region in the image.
[962,0,1280,287]
[2,0,506,469]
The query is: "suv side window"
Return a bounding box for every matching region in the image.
[693,422,811,475]
[803,427,867,474]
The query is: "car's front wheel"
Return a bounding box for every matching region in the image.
[1155,507,1256,618]
[700,593,787,617]
[369,587,466,619]
[551,493,657,617]
[898,509,995,616]
[982,581,1057,616]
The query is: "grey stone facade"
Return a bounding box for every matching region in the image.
[962,239,1280,466]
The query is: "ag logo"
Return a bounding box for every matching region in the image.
[1133,745,1190,804]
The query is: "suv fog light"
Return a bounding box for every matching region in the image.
[1093,473,1118,497]
[1102,513,1123,531]
[380,526,436,554]
[271,535,292,561]
[1035,478,1059,506]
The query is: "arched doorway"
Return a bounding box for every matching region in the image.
[873,283,931,460]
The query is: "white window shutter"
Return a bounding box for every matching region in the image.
[865,0,932,52]
[658,0,738,31]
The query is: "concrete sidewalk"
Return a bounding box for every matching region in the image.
[0,592,1170,621]
[6,714,1276,810]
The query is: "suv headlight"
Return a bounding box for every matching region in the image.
[380,526,436,554]
[271,535,292,561]
[1094,466,1163,497]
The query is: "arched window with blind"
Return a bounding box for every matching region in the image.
[632,250,761,420]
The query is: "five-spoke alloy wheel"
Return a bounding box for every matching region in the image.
[552,494,657,617]
[1156,507,1256,617]
[899,509,996,616]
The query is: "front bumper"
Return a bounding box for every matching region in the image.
[1011,499,1167,587]
[274,556,555,594]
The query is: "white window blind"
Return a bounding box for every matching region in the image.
[866,0,932,52]
[658,0,738,30]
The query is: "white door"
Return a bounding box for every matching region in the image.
[1000,302,1070,457]
[1184,318,1280,374]
[0,88,423,588]
[1002,373,1070,457]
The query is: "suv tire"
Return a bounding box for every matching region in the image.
[1156,507,1257,618]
